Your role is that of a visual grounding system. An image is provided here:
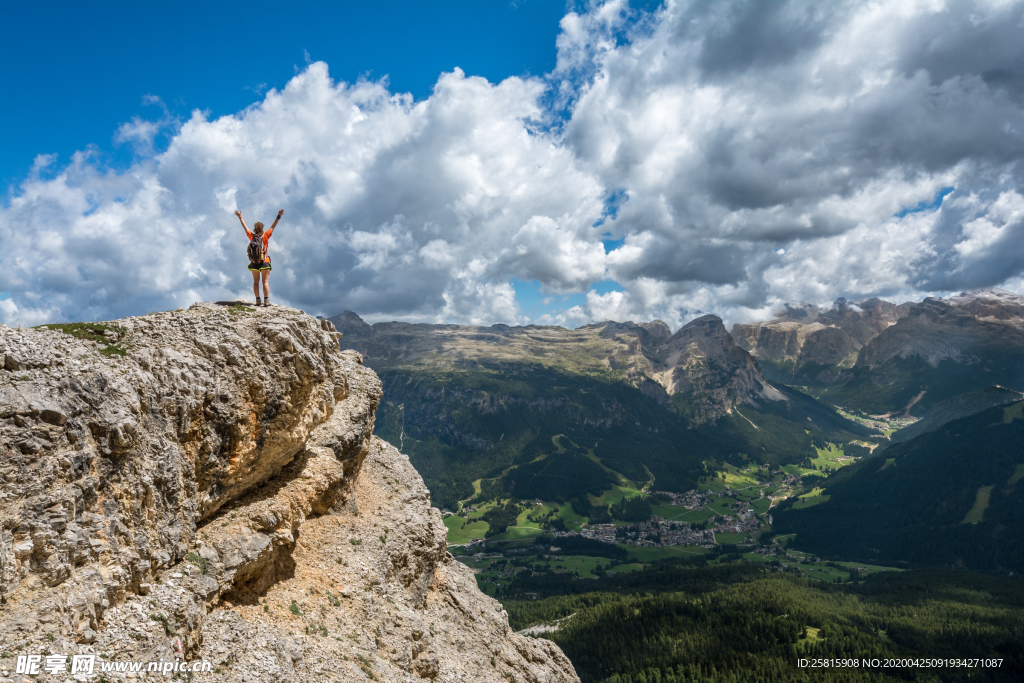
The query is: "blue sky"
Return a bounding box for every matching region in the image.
[2,1,568,187]
[2,0,1023,328]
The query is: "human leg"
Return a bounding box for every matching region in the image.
[261,269,271,303]
[251,269,261,303]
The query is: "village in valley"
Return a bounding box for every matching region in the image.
[444,439,902,593]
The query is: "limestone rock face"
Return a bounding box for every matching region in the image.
[799,327,859,367]
[649,315,783,423]
[0,303,578,683]
[731,297,908,380]
[855,289,1024,369]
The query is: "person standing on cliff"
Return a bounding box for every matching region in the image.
[235,209,283,306]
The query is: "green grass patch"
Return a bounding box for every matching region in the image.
[799,487,826,499]
[751,498,772,515]
[525,501,557,517]
[960,485,994,524]
[717,463,761,488]
[39,322,127,357]
[514,506,543,530]
[589,485,643,507]
[831,561,898,575]
[772,533,796,547]
[680,508,716,524]
[731,487,763,501]
[792,494,830,509]
[488,525,545,542]
[444,516,489,544]
[544,555,609,578]
[780,464,825,478]
[706,498,738,517]
[555,504,588,531]
[1002,401,1024,424]
[651,504,696,521]
[809,443,851,472]
[1007,464,1024,487]
[465,500,498,519]
[473,500,590,541]
[185,551,208,575]
[799,565,849,582]
[799,626,822,644]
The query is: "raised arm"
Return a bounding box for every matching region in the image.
[268,209,284,233]
[234,210,251,235]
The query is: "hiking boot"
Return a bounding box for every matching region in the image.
[255,297,262,306]
[263,298,272,307]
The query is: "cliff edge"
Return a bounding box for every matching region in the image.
[0,303,577,682]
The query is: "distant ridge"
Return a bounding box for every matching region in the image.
[333,310,781,423]
[330,308,869,509]
[731,289,1024,415]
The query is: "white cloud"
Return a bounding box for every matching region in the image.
[560,0,1024,323]
[2,1,1024,328]
[0,64,605,325]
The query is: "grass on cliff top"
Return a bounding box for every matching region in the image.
[38,322,127,356]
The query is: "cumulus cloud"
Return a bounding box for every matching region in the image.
[0,65,605,325]
[2,0,1024,328]
[561,0,1024,323]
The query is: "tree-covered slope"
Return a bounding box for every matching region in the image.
[371,362,870,509]
[890,386,1023,444]
[506,563,1024,683]
[774,401,1024,573]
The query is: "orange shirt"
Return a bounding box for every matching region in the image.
[244,227,274,257]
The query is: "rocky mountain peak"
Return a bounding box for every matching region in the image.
[0,303,578,682]
[931,288,1024,320]
[857,289,1024,370]
[586,319,672,349]
[666,314,730,343]
[331,309,372,337]
[731,296,911,381]
[648,315,783,423]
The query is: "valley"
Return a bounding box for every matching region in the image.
[440,442,901,596]
[331,288,1024,682]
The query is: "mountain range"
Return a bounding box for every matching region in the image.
[334,288,1024,573]
[331,309,870,509]
[734,289,1024,416]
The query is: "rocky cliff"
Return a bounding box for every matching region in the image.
[731,297,907,382]
[854,289,1024,369]
[0,303,578,682]
[741,289,1024,415]
[647,315,784,423]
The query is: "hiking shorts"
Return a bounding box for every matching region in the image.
[248,258,272,272]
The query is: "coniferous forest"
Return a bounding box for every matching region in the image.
[504,561,1024,683]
